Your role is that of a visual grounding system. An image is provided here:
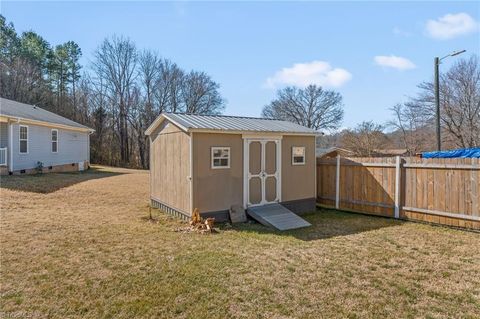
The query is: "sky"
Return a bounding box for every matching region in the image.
[1,1,479,130]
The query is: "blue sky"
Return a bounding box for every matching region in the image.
[2,1,479,130]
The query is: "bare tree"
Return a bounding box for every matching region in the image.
[388,102,434,154]
[414,55,480,148]
[262,85,344,131]
[92,35,137,165]
[153,59,184,115]
[182,71,225,114]
[133,50,163,168]
[138,50,160,120]
[341,121,388,156]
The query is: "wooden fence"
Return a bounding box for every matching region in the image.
[316,156,480,230]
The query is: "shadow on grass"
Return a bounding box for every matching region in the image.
[0,166,125,194]
[223,208,403,241]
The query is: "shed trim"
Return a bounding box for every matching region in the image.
[242,133,284,140]
[145,114,189,135]
[190,129,317,136]
[189,132,193,215]
[243,137,282,208]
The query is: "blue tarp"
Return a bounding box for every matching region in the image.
[422,148,480,158]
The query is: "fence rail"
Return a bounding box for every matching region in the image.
[317,156,480,230]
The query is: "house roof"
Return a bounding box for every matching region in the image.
[316,147,354,157]
[145,112,319,136]
[0,98,93,132]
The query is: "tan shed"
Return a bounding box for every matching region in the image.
[145,113,318,222]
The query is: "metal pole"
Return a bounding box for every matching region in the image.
[434,57,441,151]
[394,156,401,219]
[335,155,340,209]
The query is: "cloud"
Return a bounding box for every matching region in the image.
[393,27,412,37]
[425,13,478,40]
[374,55,416,71]
[265,60,352,89]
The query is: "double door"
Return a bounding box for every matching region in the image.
[245,139,281,207]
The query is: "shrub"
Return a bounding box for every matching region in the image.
[35,161,44,174]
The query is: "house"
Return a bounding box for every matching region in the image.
[316,147,354,158]
[0,98,94,175]
[145,113,318,222]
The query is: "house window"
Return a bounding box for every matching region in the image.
[19,125,28,154]
[211,147,230,169]
[292,146,305,165]
[51,129,58,153]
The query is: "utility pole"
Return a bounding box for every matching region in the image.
[434,57,441,151]
[433,50,466,152]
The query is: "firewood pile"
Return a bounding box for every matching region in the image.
[174,208,216,234]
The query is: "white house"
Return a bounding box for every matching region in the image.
[0,98,94,175]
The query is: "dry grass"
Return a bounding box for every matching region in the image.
[1,166,479,318]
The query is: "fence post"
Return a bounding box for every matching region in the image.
[394,156,401,219]
[335,155,340,209]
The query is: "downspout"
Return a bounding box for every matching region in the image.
[9,121,13,172]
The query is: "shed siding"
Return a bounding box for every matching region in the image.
[281,135,316,201]
[192,133,244,214]
[190,133,316,214]
[0,123,7,148]
[10,123,89,171]
[150,121,191,215]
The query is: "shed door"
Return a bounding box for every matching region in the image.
[245,139,281,207]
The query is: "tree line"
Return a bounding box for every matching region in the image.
[0,15,224,168]
[1,14,478,163]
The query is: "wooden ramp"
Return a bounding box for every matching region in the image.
[247,203,311,231]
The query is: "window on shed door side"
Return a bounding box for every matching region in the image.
[211,147,230,168]
[292,146,305,165]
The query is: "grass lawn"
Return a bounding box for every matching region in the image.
[1,166,479,318]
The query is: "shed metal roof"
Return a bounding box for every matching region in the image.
[0,97,93,131]
[146,112,318,135]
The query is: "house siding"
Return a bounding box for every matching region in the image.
[10,123,89,171]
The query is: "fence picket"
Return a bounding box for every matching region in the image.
[317,156,480,230]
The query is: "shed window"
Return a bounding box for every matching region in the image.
[211,147,230,169]
[292,146,305,165]
[19,125,28,154]
[51,129,58,153]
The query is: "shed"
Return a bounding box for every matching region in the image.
[145,113,318,222]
